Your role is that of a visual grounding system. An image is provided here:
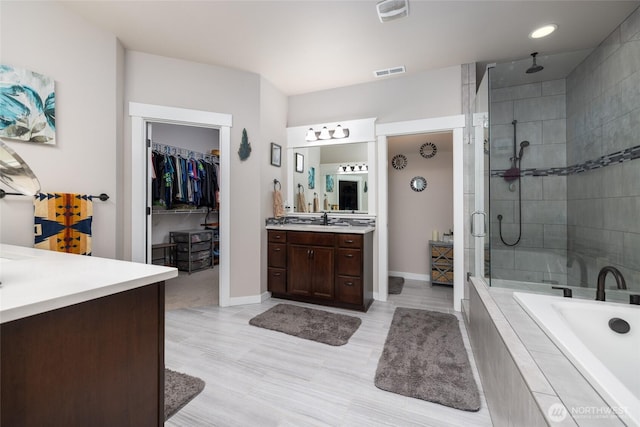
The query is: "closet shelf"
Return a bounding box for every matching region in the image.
[152,208,215,215]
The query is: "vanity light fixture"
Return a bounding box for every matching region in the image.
[529,24,557,39]
[337,163,368,174]
[305,125,350,142]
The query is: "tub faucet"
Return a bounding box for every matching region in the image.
[596,266,627,301]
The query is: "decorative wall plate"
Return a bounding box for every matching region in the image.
[391,154,407,170]
[420,142,437,159]
[410,176,427,192]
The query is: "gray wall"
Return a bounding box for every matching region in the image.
[0,1,122,258]
[489,79,568,284]
[566,6,640,290]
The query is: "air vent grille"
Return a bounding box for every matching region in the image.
[376,0,409,23]
[373,66,406,78]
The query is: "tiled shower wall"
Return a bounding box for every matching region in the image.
[489,80,568,284]
[566,6,640,291]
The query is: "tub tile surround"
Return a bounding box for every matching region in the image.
[467,278,627,426]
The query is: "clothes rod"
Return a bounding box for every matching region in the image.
[0,190,110,201]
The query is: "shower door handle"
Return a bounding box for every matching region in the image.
[471,211,486,237]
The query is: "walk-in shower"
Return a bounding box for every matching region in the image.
[477,46,640,293]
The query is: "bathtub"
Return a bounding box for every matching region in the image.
[514,292,640,426]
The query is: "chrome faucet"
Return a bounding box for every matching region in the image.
[322,212,329,226]
[596,266,627,301]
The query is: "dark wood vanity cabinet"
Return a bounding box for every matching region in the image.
[268,229,373,311]
[268,230,287,294]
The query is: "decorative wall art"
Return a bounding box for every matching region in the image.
[325,174,334,192]
[391,154,407,170]
[0,65,56,144]
[308,166,315,189]
[238,128,251,160]
[410,176,428,192]
[270,142,281,167]
[295,152,304,173]
[420,142,438,158]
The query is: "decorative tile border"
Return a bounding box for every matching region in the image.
[265,215,376,228]
[491,144,640,178]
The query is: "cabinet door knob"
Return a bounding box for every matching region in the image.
[345,239,354,244]
[273,247,281,252]
[273,272,281,277]
[345,254,354,258]
[344,281,354,286]
[274,235,281,239]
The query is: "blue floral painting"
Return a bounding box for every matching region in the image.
[0,65,55,144]
[308,166,315,189]
[326,174,334,192]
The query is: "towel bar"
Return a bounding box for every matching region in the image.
[0,190,110,201]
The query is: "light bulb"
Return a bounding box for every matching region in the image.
[332,125,346,139]
[305,128,317,142]
[319,126,331,140]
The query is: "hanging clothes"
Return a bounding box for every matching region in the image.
[151,146,219,210]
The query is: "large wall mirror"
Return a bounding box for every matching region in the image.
[291,142,369,213]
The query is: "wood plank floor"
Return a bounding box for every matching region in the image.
[165,279,494,426]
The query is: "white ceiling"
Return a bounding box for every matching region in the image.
[60,1,639,95]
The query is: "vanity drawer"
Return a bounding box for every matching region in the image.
[288,231,335,247]
[268,268,287,293]
[336,248,362,276]
[268,243,287,268]
[337,234,362,249]
[268,230,287,243]
[336,276,362,305]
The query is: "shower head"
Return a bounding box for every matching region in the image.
[518,141,530,159]
[526,52,544,74]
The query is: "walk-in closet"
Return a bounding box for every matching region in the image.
[148,122,220,309]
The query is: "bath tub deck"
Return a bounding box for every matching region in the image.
[467,278,632,426]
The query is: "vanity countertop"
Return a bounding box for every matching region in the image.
[266,224,375,234]
[0,244,177,323]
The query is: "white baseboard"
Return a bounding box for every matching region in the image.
[225,291,271,306]
[388,270,431,282]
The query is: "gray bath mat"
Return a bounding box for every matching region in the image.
[165,368,205,421]
[388,276,405,294]
[249,303,361,346]
[375,308,480,411]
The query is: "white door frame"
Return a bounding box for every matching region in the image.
[376,115,466,311]
[129,102,233,306]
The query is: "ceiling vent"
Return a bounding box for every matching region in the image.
[373,66,406,78]
[376,0,409,23]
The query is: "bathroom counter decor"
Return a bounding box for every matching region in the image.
[0,244,177,426]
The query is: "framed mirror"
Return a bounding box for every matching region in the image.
[290,142,369,213]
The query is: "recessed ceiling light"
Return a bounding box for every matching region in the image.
[530,24,557,39]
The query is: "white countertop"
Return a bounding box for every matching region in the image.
[266,224,375,234]
[0,244,178,324]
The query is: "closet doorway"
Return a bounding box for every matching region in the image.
[129,102,232,308]
[149,122,220,309]
[386,132,454,309]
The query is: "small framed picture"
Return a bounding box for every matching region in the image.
[270,142,281,167]
[295,152,304,173]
